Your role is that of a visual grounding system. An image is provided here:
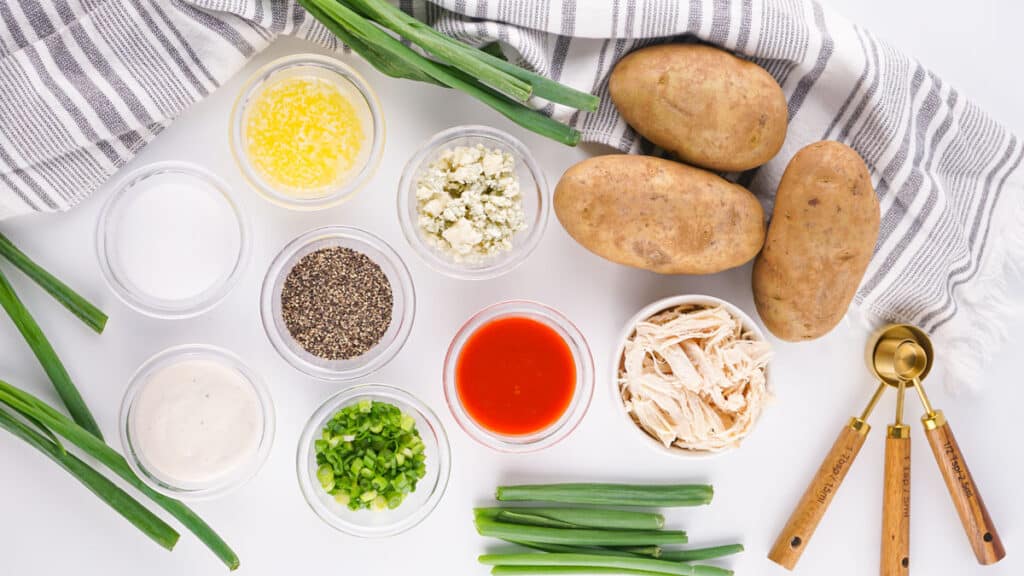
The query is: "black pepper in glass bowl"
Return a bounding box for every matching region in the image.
[261,226,415,380]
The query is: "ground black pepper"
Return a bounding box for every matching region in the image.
[281,247,393,360]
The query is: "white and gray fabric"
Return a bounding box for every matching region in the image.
[0,0,1021,391]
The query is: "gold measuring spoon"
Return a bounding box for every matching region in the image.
[767,379,887,570]
[871,336,924,576]
[876,332,1005,565]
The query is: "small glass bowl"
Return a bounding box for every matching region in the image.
[96,161,250,319]
[260,226,415,381]
[297,384,451,537]
[230,54,385,211]
[120,344,275,499]
[443,300,594,452]
[397,125,549,280]
[612,295,773,459]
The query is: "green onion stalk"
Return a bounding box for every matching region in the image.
[297,0,595,146]
[0,380,239,570]
[479,553,734,576]
[495,483,714,507]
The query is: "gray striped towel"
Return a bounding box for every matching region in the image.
[0,0,1020,391]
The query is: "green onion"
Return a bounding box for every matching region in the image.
[659,544,745,562]
[302,0,442,86]
[0,380,239,570]
[0,408,179,550]
[297,0,587,145]
[479,553,733,576]
[492,567,670,576]
[0,233,108,333]
[343,0,599,110]
[495,484,713,507]
[477,507,665,530]
[0,268,103,439]
[610,546,663,558]
[504,540,633,557]
[497,511,579,529]
[315,400,426,511]
[341,0,531,101]
[475,518,687,546]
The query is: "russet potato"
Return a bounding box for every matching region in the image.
[752,141,880,341]
[609,44,788,172]
[554,155,765,274]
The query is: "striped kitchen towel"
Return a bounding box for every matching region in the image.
[0,0,1020,391]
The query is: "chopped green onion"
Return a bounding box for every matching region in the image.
[0,268,102,439]
[659,544,745,562]
[0,407,179,550]
[495,484,713,507]
[476,507,665,531]
[0,232,108,333]
[315,400,426,511]
[479,553,733,576]
[0,380,239,570]
[475,518,686,546]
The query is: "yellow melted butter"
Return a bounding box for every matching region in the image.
[244,76,365,196]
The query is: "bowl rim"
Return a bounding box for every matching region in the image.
[443,299,594,453]
[611,294,772,460]
[295,383,452,537]
[259,225,416,381]
[229,53,386,211]
[396,124,549,280]
[119,344,276,500]
[95,160,251,320]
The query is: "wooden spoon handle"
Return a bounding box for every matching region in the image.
[881,430,911,576]
[769,419,869,570]
[923,411,1005,565]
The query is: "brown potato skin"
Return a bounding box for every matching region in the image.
[554,155,765,274]
[609,44,788,173]
[752,141,880,341]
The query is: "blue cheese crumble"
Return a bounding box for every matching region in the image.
[416,144,526,262]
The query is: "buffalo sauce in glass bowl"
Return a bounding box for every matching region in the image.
[443,301,593,452]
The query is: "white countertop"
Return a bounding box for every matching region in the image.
[1,2,1020,575]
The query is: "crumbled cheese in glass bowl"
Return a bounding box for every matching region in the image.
[398,126,549,280]
[415,144,526,262]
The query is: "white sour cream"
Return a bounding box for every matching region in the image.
[130,359,263,486]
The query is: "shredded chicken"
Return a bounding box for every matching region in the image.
[619,304,772,452]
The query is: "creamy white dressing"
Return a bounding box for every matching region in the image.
[130,359,263,486]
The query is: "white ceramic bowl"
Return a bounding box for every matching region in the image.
[611,294,772,459]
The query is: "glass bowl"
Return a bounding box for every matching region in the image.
[230,54,384,211]
[119,344,275,499]
[297,384,451,537]
[96,161,250,319]
[260,226,415,381]
[612,294,773,459]
[443,300,593,452]
[397,125,549,280]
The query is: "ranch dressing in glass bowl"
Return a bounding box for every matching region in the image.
[120,345,275,499]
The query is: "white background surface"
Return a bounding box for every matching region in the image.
[1,1,1021,575]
